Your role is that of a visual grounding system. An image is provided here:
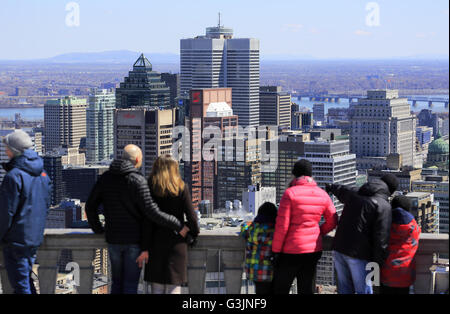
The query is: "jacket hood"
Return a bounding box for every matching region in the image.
[109,159,139,175]
[289,176,317,187]
[358,179,391,200]
[6,149,43,177]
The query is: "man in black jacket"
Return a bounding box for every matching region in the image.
[86,144,189,294]
[325,174,398,294]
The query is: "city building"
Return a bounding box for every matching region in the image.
[86,88,115,164]
[262,132,307,203]
[242,185,276,216]
[417,109,449,137]
[217,137,262,210]
[291,110,313,131]
[313,103,325,123]
[47,147,86,166]
[114,107,175,177]
[62,165,109,202]
[259,86,291,128]
[327,108,349,126]
[308,128,342,141]
[184,88,238,211]
[367,168,422,193]
[416,126,434,146]
[161,73,180,106]
[45,199,83,229]
[115,54,170,109]
[413,174,449,234]
[349,90,420,170]
[44,96,87,152]
[43,153,64,206]
[405,192,439,234]
[180,22,260,127]
[425,133,449,170]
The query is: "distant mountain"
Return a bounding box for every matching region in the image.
[29,50,179,64]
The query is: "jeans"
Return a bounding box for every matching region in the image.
[333,251,373,294]
[272,251,322,294]
[108,244,142,294]
[2,245,38,294]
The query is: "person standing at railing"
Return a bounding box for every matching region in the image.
[138,155,199,294]
[240,202,278,294]
[325,174,398,294]
[0,130,51,294]
[85,145,190,294]
[271,159,338,294]
[380,196,421,294]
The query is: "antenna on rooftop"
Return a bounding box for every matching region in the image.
[218,12,221,27]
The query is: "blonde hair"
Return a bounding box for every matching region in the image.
[150,155,185,197]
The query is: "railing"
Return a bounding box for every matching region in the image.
[0,229,448,294]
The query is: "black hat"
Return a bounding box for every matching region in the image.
[292,159,312,178]
[380,174,399,195]
[392,195,412,212]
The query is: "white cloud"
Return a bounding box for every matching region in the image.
[354,30,371,36]
[282,24,303,32]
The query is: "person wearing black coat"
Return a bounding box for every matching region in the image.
[138,155,200,294]
[86,145,189,294]
[325,174,398,294]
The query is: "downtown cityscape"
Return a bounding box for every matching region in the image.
[0,0,449,298]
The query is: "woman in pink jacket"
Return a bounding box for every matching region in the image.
[272,159,338,294]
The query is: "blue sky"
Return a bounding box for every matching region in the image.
[0,0,448,60]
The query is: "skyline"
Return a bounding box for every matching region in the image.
[0,0,448,61]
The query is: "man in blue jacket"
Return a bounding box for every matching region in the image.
[0,130,51,294]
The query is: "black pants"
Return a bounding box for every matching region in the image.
[254,281,273,294]
[380,284,410,295]
[272,251,322,294]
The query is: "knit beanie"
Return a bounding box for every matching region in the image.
[2,130,33,156]
[292,159,313,178]
[391,195,412,212]
[380,174,399,195]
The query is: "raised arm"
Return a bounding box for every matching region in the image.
[326,183,359,206]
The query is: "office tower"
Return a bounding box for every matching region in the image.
[262,132,308,203]
[62,165,109,202]
[43,154,64,206]
[114,107,175,177]
[413,172,449,234]
[416,126,434,146]
[86,88,115,164]
[418,110,449,137]
[184,88,238,211]
[259,86,291,128]
[349,90,419,170]
[242,185,276,216]
[180,22,260,127]
[292,111,313,131]
[216,137,262,210]
[44,96,87,152]
[115,54,170,109]
[301,138,356,286]
[313,103,325,123]
[161,73,180,106]
[308,129,342,141]
[405,192,439,233]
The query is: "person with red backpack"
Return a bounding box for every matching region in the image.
[381,195,421,294]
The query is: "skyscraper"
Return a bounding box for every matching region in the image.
[313,103,325,124]
[86,88,115,164]
[161,73,180,106]
[43,153,64,206]
[259,86,291,128]
[184,88,238,211]
[350,90,420,170]
[115,54,170,109]
[180,22,260,127]
[114,107,175,177]
[44,96,87,152]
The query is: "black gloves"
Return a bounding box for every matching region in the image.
[270,252,281,268]
[325,183,333,194]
